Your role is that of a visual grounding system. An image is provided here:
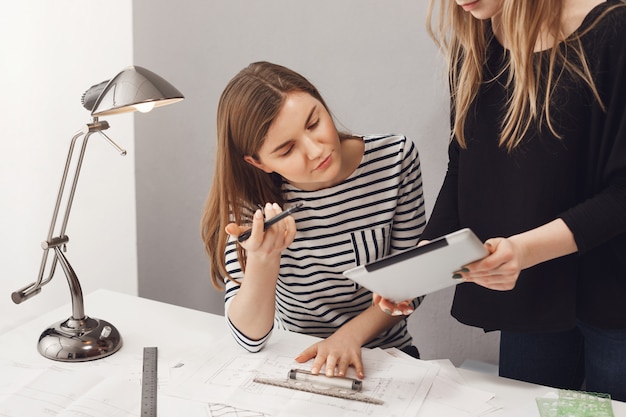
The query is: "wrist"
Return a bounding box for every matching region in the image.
[509,219,577,269]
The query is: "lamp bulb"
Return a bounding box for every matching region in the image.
[133,102,156,113]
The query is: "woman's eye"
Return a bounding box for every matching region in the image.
[280,144,294,156]
[308,120,319,130]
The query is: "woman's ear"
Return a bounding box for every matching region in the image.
[244,155,273,173]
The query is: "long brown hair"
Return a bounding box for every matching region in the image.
[201,61,350,289]
[427,0,622,151]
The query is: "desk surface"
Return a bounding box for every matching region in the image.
[0,289,624,416]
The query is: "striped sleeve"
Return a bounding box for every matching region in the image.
[387,135,426,253]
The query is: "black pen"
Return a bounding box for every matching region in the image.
[237,202,304,242]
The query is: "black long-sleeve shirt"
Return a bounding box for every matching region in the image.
[422,1,626,331]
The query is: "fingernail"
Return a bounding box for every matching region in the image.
[254,209,263,219]
[452,273,463,279]
[384,309,392,315]
[392,310,402,316]
[405,309,414,314]
[460,267,470,273]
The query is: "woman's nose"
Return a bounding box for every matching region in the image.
[303,135,323,159]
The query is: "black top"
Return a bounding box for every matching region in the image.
[422,1,626,332]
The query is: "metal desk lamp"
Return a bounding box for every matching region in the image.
[10,66,184,362]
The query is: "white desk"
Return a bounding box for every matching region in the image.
[0,289,624,416]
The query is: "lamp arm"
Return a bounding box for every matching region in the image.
[53,245,85,320]
[11,119,118,304]
[59,121,113,236]
[49,126,91,241]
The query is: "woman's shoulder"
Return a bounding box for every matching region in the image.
[359,134,420,167]
[361,133,414,150]
[579,0,626,35]
[577,0,626,63]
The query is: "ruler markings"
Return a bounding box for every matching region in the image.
[141,346,158,417]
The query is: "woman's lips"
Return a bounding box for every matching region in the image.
[315,154,332,171]
[459,0,479,11]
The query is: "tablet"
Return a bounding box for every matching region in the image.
[343,228,489,302]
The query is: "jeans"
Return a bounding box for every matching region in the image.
[499,321,626,402]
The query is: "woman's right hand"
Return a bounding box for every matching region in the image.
[226,202,297,255]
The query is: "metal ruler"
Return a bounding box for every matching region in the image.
[141,347,158,417]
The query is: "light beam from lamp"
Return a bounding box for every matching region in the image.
[11,65,184,362]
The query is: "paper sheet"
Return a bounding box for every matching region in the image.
[0,361,140,417]
[164,332,440,417]
[384,354,498,417]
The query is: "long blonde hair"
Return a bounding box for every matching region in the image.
[201,61,350,289]
[427,0,620,151]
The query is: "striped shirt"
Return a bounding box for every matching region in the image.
[224,134,426,352]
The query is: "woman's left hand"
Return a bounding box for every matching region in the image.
[455,237,522,291]
[295,332,365,379]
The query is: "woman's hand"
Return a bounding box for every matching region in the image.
[453,237,522,290]
[295,332,365,379]
[226,202,297,255]
[294,304,406,379]
[372,294,415,316]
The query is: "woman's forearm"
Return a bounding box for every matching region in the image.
[509,218,578,270]
[335,303,406,347]
[227,253,281,340]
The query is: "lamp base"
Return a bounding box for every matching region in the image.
[38,316,122,362]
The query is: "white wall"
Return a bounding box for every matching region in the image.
[0,1,136,334]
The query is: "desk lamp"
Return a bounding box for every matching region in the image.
[11,66,184,362]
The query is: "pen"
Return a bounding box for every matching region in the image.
[237,202,305,242]
[288,368,362,391]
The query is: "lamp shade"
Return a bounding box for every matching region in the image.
[90,65,184,117]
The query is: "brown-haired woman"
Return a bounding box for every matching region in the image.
[201,61,427,379]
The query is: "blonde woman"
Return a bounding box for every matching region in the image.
[379,0,626,400]
[201,62,426,379]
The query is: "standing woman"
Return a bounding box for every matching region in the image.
[390,0,626,399]
[201,62,426,379]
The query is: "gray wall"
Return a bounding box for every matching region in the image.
[133,0,499,367]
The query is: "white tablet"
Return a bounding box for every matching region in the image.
[343,228,489,302]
